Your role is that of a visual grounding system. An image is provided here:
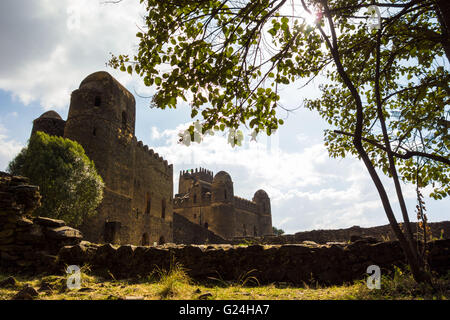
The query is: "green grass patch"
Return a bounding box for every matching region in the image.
[0,265,448,300]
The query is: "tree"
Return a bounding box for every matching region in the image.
[8,131,104,227]
[273,226,285,236]
[109,0,449,283]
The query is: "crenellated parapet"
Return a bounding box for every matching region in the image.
[180,167,214,183]
[233,196,258,213]
[134,139,173,173]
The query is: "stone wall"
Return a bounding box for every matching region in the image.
[2,172,448,286]
[0,172,82,273]
[232,222,450,245]
[58,239,450,286]
[173,213,228,245]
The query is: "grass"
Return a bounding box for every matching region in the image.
[0,264,448,300]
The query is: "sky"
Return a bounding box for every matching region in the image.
[0,0,448,234]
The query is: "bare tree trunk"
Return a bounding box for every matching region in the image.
[318,0,430,284]
[374,30,418,264]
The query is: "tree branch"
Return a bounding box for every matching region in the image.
[334,130,450,165]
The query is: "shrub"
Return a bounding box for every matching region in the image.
[8,131,104,227]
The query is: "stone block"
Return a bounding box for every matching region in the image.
[45,226,83,240]
[34,216,66,228]
[0,229,14,238]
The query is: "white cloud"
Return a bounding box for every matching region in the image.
[0,0,145,110]
[0,124,24,171]
[149,124,399,233]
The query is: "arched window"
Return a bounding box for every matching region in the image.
[224,189,227,200]
[93,127,97,136]
[193,194,197,204]
[122,111,127,130]
[94,96,101,106]
[145,193,151,215]
[161,199,166,219]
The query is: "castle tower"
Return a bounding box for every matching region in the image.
[31,111,66,138]
[209,171,235,238]
[211,171,234,203]
[178,168,213,195]
[28,71,173,246]
[64,71,136,194]
[252,189,273,236]
[64,71,137,242]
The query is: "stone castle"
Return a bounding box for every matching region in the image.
[30,71,272,245]
[174,169,272,239]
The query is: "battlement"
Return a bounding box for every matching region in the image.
[234,196,258,212]
[180,167,213,183]
[134,138,172,171]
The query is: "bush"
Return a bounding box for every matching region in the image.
[272,226,285,236]
[8,131,104,227]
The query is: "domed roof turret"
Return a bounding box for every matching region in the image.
[213,171,232,184]
[37,110,62,120]
[254,189,268,198]
[253,189,269,202]
[79,71,115,88]
[78,71,135,103]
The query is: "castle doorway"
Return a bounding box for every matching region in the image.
[104,221,121,244]
[158,236,165,245]
[141,233,149,246]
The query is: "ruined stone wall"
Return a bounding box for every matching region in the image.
[0,173,82,273]
[59,239,450,286]
[2,172,448,286]
[292,222,450,243]
[234,221,450,245]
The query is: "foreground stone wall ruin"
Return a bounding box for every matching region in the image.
[0,173,82,273]
[233,222,450,245]
[59,239,450,286]
[1,172,449,286]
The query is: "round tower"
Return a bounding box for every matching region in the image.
[63,71,136,242]
[209,171,235,238]
[252,189,273,235]
[64,71,136,182]
[31,110,66,137]
[211,171,234,203]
